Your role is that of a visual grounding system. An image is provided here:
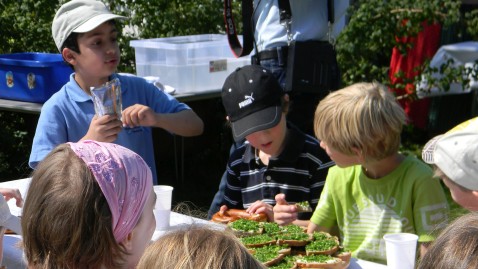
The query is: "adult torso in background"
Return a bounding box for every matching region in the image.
[253,0,349,52]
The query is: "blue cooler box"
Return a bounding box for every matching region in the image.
[0,53,71,103]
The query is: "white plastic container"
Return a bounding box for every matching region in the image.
[130,34,249,93]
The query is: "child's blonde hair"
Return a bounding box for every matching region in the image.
[136,225,266,269]
[314,82,406,161]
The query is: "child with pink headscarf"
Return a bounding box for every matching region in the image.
[21,140,155,269]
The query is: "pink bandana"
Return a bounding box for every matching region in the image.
[68,140,153,243]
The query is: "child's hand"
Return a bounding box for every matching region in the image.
[122,104,156,128]
[83,115,122,142]
[0,188,23,207]
[219,205,228,214]
[246,200,273,221]
[273,193,298,225]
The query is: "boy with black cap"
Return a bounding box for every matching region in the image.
[29,0,204,184]
[213,65,334,225]
[422,117,478,211]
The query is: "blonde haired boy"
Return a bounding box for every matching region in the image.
[275,82,449,264]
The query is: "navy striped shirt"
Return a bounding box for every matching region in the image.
[222,125,334,220]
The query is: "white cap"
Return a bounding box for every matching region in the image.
[0,194,21,235]
[422,117,478,190]
[52,0,126,51]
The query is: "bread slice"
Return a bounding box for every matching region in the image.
[295,255,347,268]
[250,245,291,267]
[305,237,340,255]
[277,231,312,247]
[227,218,264,237]
[295,201,313,212]
[333,250,352,264]
[240,234,277,248]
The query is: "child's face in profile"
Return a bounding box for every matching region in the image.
[319,140,359,168]
[73,21,120,82]
[245,113,287,157]
[442,177,478,211]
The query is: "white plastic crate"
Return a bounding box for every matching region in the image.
[130,34,249,93]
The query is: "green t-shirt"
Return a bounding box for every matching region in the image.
[310,156,449,264]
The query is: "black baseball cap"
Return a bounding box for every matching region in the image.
[221,65,283,142]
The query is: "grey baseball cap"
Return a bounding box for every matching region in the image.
[52,0,126,51]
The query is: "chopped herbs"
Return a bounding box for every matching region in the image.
[312,231,331,241]
[278,232,310,241]
[295,201,312,211]
[240,234,275,245]
[251,245,283,263]
[230,218,260,232]
[228,218,348,267]
[262,222,281,234]
[281,224,304,234]
[305,238,338,251]
[268,255,297,269]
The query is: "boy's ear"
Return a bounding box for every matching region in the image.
[351,147,365,161]
[61,48,76,65]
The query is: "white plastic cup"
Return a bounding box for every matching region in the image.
[383,233,419,269]
[153,185,174,230]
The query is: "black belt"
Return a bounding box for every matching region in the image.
[251,46,288,65]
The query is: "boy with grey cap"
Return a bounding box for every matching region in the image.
[211,65,333,226]
[422,117,478,211]
[29,0,204,184]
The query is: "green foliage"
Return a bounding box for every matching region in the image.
[0,0,60,53]
[0,112,32,179]
[465,9,478,40]
[337,0,462,88]
[0,0,232,71]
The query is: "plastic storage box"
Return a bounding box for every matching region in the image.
[130,34,249,93]
[0,53,71,103]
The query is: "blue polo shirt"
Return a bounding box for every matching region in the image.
[29,73,190,184]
